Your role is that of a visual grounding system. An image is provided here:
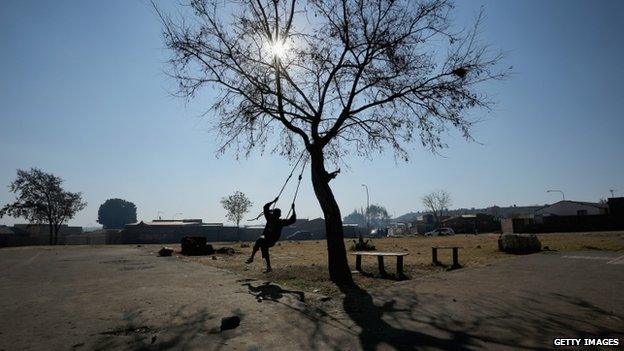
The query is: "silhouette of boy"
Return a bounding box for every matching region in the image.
[246,197,296,272]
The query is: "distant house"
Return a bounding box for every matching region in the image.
[287,218,325,238]
[409,213,451,234]
[495,205,543,219]
[417,214,435,225]
[288,217,364,238]
[535,200,608,217]
[442,214,501,234]
[121,219,234,243]
[120,217,360,243]
[503,198,623,233]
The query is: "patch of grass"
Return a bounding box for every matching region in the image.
[158,232,624,297]
[349,237,376,251]
[581,245,602,250]
[537,232,624,252]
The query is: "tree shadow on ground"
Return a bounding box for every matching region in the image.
[91,305,242,351]
[334,283,623,351]
[339,285,472,351]
[357,270,410,281]
[242,281,305,302]
[87,281,622,350]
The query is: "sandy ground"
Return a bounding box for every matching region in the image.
[0,242,622,350]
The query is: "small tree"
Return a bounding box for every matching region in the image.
[0,168,87,245]
[343,208,366,226]
[366,204,390,227]
[422,190,452,228]
[221,191,253,229]
[97,198,138,229]
[157,0,505,286]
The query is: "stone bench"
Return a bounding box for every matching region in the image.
[351,251,409,276]
[432,246,461,269]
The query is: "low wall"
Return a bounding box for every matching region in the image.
[119,224,366,244]
[120,226,265,244]
[1,224,369,247]
[512,214,624,233]
[63,231,123,245]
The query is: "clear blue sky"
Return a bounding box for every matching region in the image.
[1,0,623,227]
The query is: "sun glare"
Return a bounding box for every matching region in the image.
[268,40,289,60]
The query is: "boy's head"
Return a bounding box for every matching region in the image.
[272,208,282,218]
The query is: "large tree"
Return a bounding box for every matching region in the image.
[422,190,452,227]
[97,198,138,229]
[221,191,253,228]
[0,168,87,245]
[156,0,504,286]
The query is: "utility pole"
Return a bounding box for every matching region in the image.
[361,184,370,236]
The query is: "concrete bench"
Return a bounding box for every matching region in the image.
[431,246,461,269]
[351,251,409,276]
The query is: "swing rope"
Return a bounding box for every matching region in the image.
[247,151,307,221]
[286,157,307,218]
[271,151,306,209]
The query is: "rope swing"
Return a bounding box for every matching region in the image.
[286,158,306,218]
[247,151,308,221]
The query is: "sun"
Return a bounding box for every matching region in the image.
[268,40,289,60]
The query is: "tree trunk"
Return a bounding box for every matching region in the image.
[48,223,54,245]
[309,147,354,287]
[53,225,58,245]
[433,210,441,229]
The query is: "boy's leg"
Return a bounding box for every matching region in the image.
[245,248,257,264]
[264,252,272,272]
[246,237,263,264]
[261,245,272,272]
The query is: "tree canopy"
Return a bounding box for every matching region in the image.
[343,208,367,226]
[221,191,253,227]
[157,0,505,286]
[343,204,390,227]
[157,0,505,162]
[97,198,138,229]
[422,190,452,226]
[366,204,391,227]
[0,168,87,244]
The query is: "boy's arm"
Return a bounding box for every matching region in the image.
[285,205,297,225]
[264,197,279,218]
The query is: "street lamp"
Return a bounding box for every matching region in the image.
[361,184,370,235]
[546,189,565,201]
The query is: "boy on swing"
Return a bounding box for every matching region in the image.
[246,197,296,272]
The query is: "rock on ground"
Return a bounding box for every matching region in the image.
[181,236,215,256]
[158,247,174,257]
[498,233,541,254]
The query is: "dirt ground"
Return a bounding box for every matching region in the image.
[167,232,624,296]
[1,240,622,350]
